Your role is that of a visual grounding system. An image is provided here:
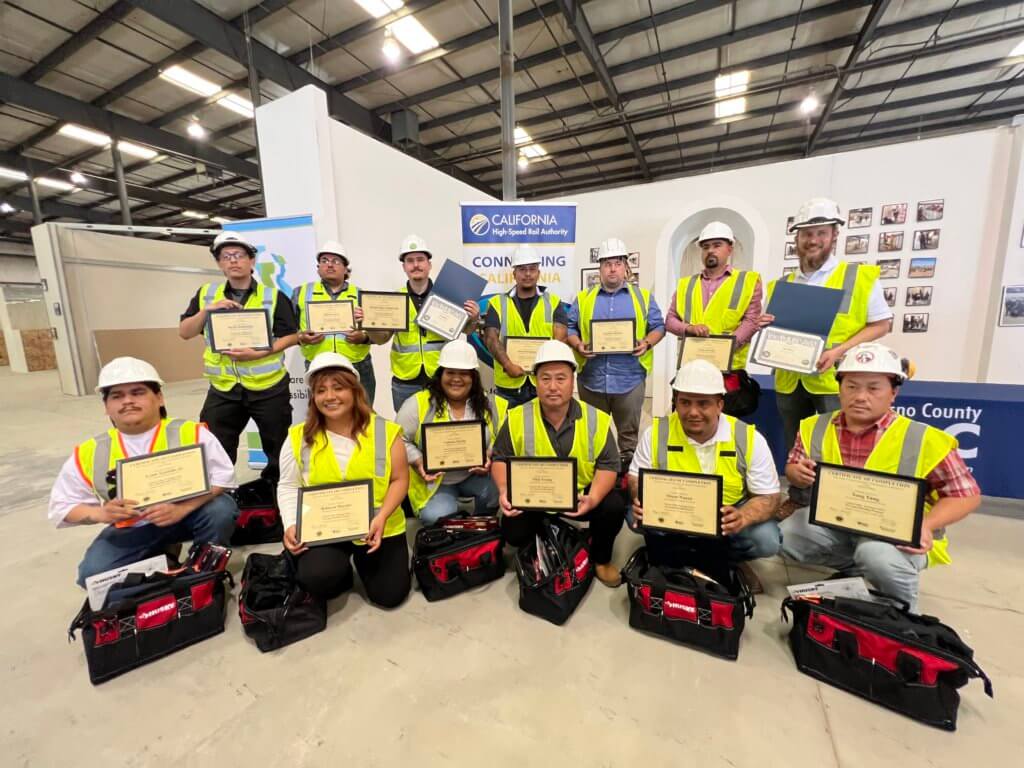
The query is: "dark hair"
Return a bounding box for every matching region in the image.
[427,367,492,425]
[836,373,902,390]
[304,369,371,446]
[672,390,723,407]
[101,381,167,418]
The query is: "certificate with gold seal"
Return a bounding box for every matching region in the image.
[207,309,271,352]
[810,463,925,547]
[751,327,824,374]
[306,299,355,334]
[508,457,577,512]
[116,445,211,508]
[504,336,547,372]
[638,469,722,537]
[422,421,486,473]
[359,291,409,331]
[297,480,373,546]
[590,318,636,354]
[680,335,736,372]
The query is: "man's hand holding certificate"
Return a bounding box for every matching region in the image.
[753,280,843,374]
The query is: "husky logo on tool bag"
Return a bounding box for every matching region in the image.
[665,599,696,614]
[573,549,590,580]
[136,595,178,629]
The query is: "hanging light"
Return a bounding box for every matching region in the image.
[187,121,207,139]
[517,154,530,171]
[69,171,87,185]
[382,28,402,62]
[800,93,820,115]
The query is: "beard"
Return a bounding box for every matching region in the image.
[704,255,719,269]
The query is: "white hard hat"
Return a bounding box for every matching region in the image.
[210,231,256,256]
[597,237,629,260]
[437,339,479,370]
[511,244,541,268]
[671,359,726,395]
[836,342,910,384]
[317,240,348,264]
[531,339,577,372]
[790,197,845,232]
[305,352,360,383]
[96,357,163,393]
[698,221,735,244]
[399,234,432,261]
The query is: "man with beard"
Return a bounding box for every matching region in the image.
[757,198,892,519]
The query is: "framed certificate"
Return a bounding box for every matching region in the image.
[508,457,577,512]
[590,318,636,354]
[116,444,211,508]
[207,309,271,352]
[679,335,736,372]
[297,480,373,546]
[810,462,926,548]
[638,469,722,537]
[306,300,354,334]
[504,336,547,372]
[422,420,486,473]
[359,291,409,331]
[751,327,824,374]
[417,293,468,340]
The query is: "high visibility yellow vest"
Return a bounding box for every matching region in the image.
[649,412,754,506]
[74,418,202,502]
[491,289,562,389]
[198,281,287,392]
[765,262,881,395]
[288,416,405,542]
[390,287,446,381]
[406,390,508,513]
[675,270,760,370]
[799,411,959,567]
[292,281,370,363]
[506,399,612,491]
[575,284,654,372]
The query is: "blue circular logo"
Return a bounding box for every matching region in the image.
[469,213,490,236]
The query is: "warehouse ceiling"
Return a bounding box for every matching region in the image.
[2,0,1023,243]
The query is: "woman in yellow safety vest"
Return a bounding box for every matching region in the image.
[277,352,410,608]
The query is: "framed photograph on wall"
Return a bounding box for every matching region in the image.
[876,258,901,279]
[913,229,940,250]
[628,252,640,269]
[785,216,795,234]
[882,287,897,307]
[909,257,936,278]
[917,199,944,222]
[878,232,904,252]
[581,267,601,290]
[626,271,640,286]
[784,241,797,259]
[905,286,932,306]
[903,313,929,333]
[848,207,872,228]
[999,285,1024,326]
[880,203,907,225]
[589,247,600,263]
[845,235,869,255]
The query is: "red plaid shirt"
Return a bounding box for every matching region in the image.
[788,411,980,498]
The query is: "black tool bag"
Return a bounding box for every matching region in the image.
[230,478,284,546]
[781,594,993,730]
[513,517,593,626]
[238,551,326,652]
[68,564,232,685]
[412,515,504,601]
[723,370,761,417]
[622,546,754,660]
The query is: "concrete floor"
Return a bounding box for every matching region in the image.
[1,367,1020,767]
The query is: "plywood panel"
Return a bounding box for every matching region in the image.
[0,332,8,366]
[21,329,56,371]
[93,329,205,383]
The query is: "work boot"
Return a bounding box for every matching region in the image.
[595,562,621,587]
[737,561,764,594]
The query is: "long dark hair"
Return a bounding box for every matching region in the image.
[427,367,492,425]
[303,369,371,447]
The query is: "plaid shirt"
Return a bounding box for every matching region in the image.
[788,411,980,498]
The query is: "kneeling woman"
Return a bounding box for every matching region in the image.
[278,352,410,608]
[396,339,504,524]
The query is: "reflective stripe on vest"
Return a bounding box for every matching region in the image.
[576,284,653,372]
[84,419,195,502]
[677,271,759,369]
[495,291,559,389]
[652,413,751,505]
[199,282,286,391]
[521,400,598,464]
[294,281,369,362]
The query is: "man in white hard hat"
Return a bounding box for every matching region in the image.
[483,244,569,406]
[179,231,298,484]
[629,359,781,589]
[758,198,892,518]
[781,343,980,611]
[48,358,238,586]
[378,234,481,413]
[293,240,379,407]
[665,222,763,412]
[567,237,666,473]
[491,340,625,586]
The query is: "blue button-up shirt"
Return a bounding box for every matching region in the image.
[567,284,665,395]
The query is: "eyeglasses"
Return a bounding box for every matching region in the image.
[318,256,346,266]
[217,251,251,262]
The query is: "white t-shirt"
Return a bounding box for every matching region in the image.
[48,423,237,528]
[629,416,780,496]
[792,255,892,322]
[277,431,357,529]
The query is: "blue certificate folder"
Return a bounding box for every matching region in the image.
[433,260,488,304]
[765,280,843,337]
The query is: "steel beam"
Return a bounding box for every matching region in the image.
[20,1,134,83]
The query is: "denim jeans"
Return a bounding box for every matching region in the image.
[418,473,499,525]
[391,378,425,414]
[495,380,536,408]
[776,383,840,506]
[640,519,782,566]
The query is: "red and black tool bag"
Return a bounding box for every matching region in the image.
[238,551,326,652]
[412,515,505,602]
[622,546,754,660]
[514,517,593,626]
[68,569,231,685]
[230,478,284,546]
[781,594,993,730]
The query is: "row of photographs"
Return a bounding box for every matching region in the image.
[784,229,939,258]
[786,200,943,233]
[588,249,640,268]
[784,256,936,279]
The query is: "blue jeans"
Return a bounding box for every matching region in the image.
[641,520,782,566]
[354,356,376,410]
[418,474,499,525]
[495,380,536,407]
[76,494,238,587]
[392,378,425,413]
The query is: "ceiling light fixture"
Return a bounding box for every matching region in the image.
[59,123,111,146]
[0,166,28,181]
[160,65,222,97]
[0,202,15,214]
[715,97,746,120]
[382,28,402,62]
[800,93,820,115]
[354,0,404,19]
[69,171,87,185]
[181,210,207,219]
[217,93,255,118]
[117,141,158,160]
[517,155,530,170]
[514,127,547,158]
[1011,39,1024,57]
[210,216,235,224]
[187,121,207,139]
[388,15,438,54]
[35,177,75,191]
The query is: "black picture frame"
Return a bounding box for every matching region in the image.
[305,299,355,335]
[589,317,636,354]
[422,420,487,473]
[678,334,736,372]
[358,290,410,331]
[507,456,578,512]
[206,308,272,352]
[638,468,723,538]
[296,479,374,546]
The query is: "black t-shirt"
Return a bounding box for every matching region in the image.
[491,400,619,472]
[484,287,568,331]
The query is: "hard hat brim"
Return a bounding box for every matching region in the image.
[399,249,432,260]
[790,216,844,233]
